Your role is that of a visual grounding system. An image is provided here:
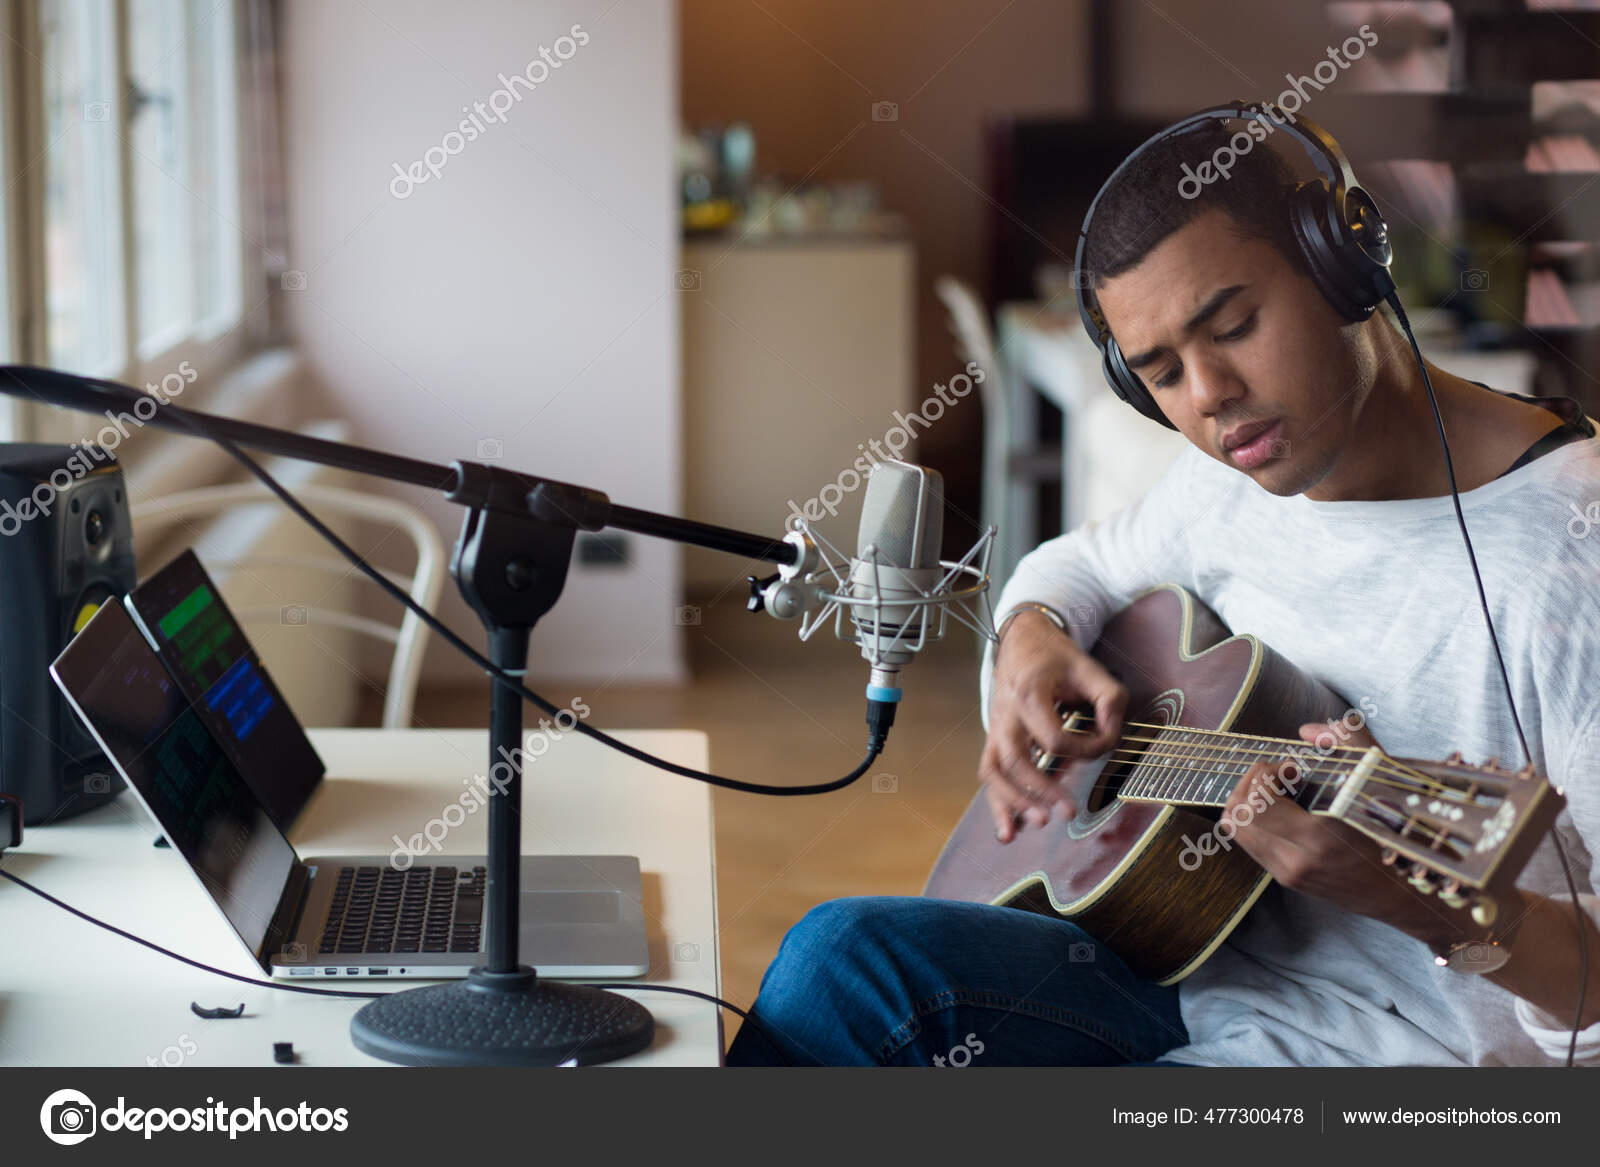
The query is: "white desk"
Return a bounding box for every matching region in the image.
[0,728,722,1067]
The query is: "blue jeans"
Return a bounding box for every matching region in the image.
[725,896,1188,1066]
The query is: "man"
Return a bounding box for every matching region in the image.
[725,119,1600,1067]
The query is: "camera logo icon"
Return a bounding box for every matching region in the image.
[1456,941,1496,968]
[1460,269,1489,292]
[674,605,701,626]
[40,1088,97,1146]
[674,941,700,963]
[281,604,308,626]
[84,773,111,795]
[476,437,504,461]
[281,270,307,291]
[83,101,110,122]
[871,101,899,122]
[675,269,701,291]
[283,941,308,962]
[1068,941,1095,963]
[872,773,899,794]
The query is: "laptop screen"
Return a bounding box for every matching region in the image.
[127,549,324,831]
[49,599,297,960]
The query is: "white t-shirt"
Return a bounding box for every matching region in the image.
[978,412,1600,1066]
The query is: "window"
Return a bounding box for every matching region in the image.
[41,0,125,376]
[35,0,245,383]
[128,0,242,357]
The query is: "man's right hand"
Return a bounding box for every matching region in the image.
[980,608,1128,844]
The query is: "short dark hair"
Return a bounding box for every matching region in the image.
[1080,119,1311,292]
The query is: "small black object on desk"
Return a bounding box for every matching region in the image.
[192,1002,246,1020]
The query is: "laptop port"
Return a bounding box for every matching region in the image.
[368,968,389,976]
[345,968,360,975]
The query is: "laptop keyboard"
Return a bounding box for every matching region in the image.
[318,864,486,956]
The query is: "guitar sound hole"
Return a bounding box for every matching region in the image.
[1052,706,1137,814]
[1085,758,1133,813]
[1080,698,1176,814]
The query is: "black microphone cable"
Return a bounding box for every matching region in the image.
[0,365,887,798]
[1388,290,1589,1068]
[0,864,793,1064]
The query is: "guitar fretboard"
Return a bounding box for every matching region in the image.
[1115,726,1350,811]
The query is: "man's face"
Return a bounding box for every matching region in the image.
[1093,208,1372,495]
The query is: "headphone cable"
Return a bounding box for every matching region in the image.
[1388,291,1588,1068]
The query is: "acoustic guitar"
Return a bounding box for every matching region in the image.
[924,584,1564,984]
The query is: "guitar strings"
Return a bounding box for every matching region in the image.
[1073,750,1469,865]
[1109,771,1464,860]
[1085,716,1449,772]
[1028,717,1498,862]
[1095,732,1467,802]
[1085,745,1470,826]
[1089,743,1426,802]
[1052,730,1464,802]
[1056,719,1465,796]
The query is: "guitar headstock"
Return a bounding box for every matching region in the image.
[1326,750,1564,910]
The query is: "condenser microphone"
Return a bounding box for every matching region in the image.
[849,461,945,698]
[758,459,998,751]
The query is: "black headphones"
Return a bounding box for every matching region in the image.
[1074,100,1397,430]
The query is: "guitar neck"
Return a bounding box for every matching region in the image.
[1114,725,1366,814]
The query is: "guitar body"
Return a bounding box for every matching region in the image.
[924,584,1354,985]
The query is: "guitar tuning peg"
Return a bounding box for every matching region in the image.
[1484,756,1501,772]
[1471,896,1498,927]
[1438,879,1469,909]
[1407,864,1437,894]
[1445,751,1463,765]
[1380,848,1399,866]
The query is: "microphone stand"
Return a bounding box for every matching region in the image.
[0,366,799,1066]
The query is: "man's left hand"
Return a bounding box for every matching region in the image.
[1223,719,1472,947]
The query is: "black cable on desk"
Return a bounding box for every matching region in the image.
[0,865,790,1062]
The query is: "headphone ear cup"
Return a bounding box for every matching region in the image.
[1289,180,1377,323]
[1104,337,1178,430]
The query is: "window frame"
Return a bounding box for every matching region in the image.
[5,0,256,445]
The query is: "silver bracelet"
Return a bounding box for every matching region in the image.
[995,601,1069,645]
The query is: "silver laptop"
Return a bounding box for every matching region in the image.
[50,595,649,981]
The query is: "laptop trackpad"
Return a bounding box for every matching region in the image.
[521,890,622,924]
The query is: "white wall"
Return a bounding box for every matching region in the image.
[281,0,684,687]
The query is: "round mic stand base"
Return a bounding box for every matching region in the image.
[350,966,654,1067]
[350,495,656,1068]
